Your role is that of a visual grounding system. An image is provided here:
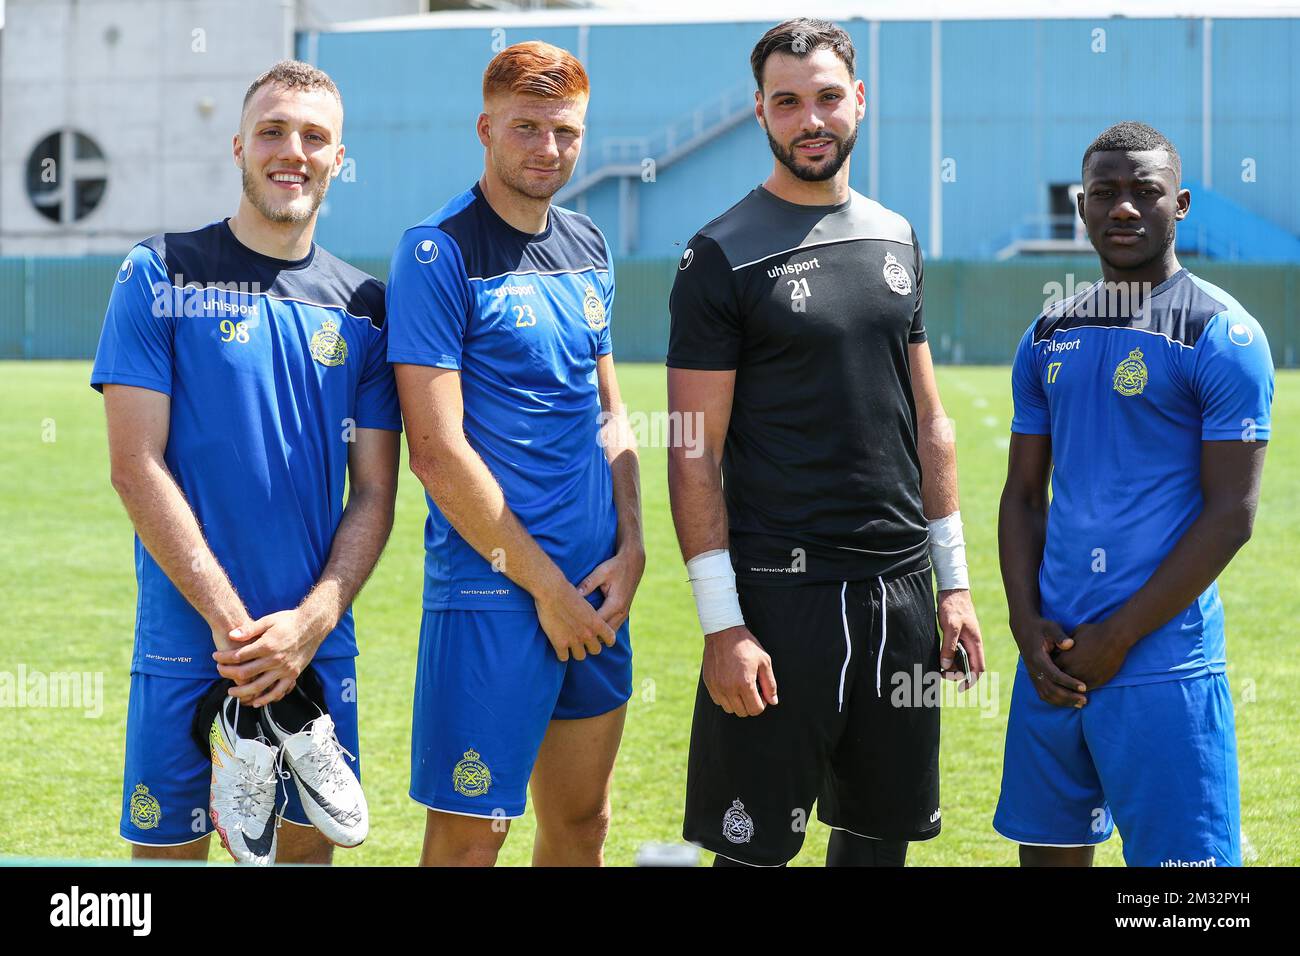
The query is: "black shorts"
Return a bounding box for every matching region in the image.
[683,567,942,866]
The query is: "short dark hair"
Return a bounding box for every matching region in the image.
[1082,121,1181,182]
[243,60,343,117]
[750,18,856,91]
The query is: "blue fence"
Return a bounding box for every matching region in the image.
[3,256,1296,367]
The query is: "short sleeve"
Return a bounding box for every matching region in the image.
[1190,312,1274,441]
[355,313,402,432]
[1010,321,1051,435]
[91,245,175,395]
[597,235,615,356]
[908,228,927,344]
[385,227,473,369]
[666,235,742,370]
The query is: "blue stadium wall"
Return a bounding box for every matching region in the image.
[6,17,1299,365]
[304,17,1300,263]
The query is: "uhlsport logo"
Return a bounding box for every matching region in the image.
[882,252,912,295]
[116,258,133,283]
[678,247,694,270]
[452,748,492,797]
[414,238,439,264]
[1112,346,1149,396]
[583,284,607,331]
[1228,322,1254,347]
[129,783,162,830]
[721,798,754,844]
[310,318,348,368]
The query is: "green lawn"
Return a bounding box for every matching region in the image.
[1,362,1295,866]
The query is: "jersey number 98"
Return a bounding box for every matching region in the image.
[220,319,250,344]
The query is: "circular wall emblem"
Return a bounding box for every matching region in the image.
[26,129,108,223]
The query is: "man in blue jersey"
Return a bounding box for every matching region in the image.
[387,41,643,866]
[92,61,401,863]
[995,122,1273,866]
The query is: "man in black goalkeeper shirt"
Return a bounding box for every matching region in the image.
[667,18,985,867]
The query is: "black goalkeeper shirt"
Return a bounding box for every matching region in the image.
[667,185,930,585]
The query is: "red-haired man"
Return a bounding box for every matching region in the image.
[387,41,643,866]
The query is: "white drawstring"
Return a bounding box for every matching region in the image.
[837,581,851,713]
[875,576,888,698]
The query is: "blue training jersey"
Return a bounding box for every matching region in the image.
[386,183,618,611]
[1010,268,1274,686]
[91,220,402,678]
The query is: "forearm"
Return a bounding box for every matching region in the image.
[668,450,728,561]
[296,486,396,641]
[998,491,1047,629]
[917,412,960,520]
[602,404,644,554]
[111,460,248,645]
[1106,509,1252,649]
[413,440,568,597]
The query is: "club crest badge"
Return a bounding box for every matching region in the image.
[452,749,491,797]
[310,318,348,368]
[129,783,162,830]
[882,252,912,295]
[722,798,754,844]
[1112,347,1148,396]
[583,285,607,331]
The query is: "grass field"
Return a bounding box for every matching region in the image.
[1,361,1295,866]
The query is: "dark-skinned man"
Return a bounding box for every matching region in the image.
[994,122,1273,867]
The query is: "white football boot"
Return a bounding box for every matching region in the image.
[208,696,282,866]
[263,701,368,848]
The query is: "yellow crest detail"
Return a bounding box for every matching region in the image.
[583,285,607,331]
[310,318,348,368]
[209,720,232,769]
[452,748,492,797]
[129,783,162,830]
[1112,347,1148,396]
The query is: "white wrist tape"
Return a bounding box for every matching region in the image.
[686,549,746,636]
[928,511,970,591]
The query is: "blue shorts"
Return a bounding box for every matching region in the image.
[120,657,360,846]
[410,601,632,819]
[993,663,1240,866]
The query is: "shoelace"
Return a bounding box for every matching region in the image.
[273,744,291,831]
[299,717,357,803]
[222,700,285,836]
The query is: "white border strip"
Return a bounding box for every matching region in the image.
[730,233,911,272]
